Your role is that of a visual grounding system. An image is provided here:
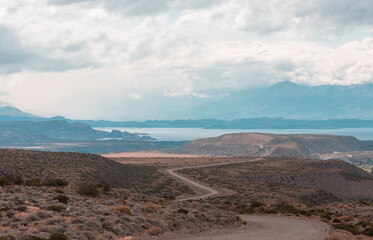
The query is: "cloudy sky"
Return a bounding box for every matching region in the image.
[0,0,373,120]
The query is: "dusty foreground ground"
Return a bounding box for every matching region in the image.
[140,215,329,240]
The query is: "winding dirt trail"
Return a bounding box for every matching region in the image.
[166,158,263,200]
[163,158,330,240]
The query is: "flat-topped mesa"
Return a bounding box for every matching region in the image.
[175,133,367,158]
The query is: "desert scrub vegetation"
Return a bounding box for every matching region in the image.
[0,174,68,188]
[0,149,194,197]
[0,185,242,239]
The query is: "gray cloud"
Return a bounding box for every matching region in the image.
[0,26,31,66]
[48,0,222,16]
[295,0,373,26]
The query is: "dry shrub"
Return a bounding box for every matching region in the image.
[53,195,69,204]
[144,204,158,213]
[46,205,65,212]
[147,226,163,236]
[76,183,100,197]
[114,206,131,215]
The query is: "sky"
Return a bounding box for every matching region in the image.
[0,0,373,120]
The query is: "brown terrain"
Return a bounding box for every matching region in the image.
[1,146,373,239]
[0,149,192,197]
[0,149,243,239]
[106,152,373,239]
[173,133,368,158]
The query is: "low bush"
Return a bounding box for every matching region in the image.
[342,217,354,222]
[321,213,332,220]
[24,236,47,240]
[333,223,360,235]
[144,204,158,213]
[49,233,68,240]
[362,227,373,237]
[46,205,65,212]
[177,208,188,214]
[0,176,13,186]
[16,205,27,212]
[53,195,69,204]
[147,226,163,236]
[24,179,43,187]
[114,206,131,215]
[250,201,265,209]
[356,221,373,228]
[44,179,68,187]
[76,183,100,197]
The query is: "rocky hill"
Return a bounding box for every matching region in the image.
[174,133,367,158]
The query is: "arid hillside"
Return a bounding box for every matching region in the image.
[180,157,373,205]
[0,148,242,239]
[0,149,191,197]
[174,133,367,158]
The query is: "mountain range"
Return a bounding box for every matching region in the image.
[1,81,373,127]
[192,81,373,119]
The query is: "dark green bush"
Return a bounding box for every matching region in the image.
[76,183,100,197]
[321,213,332,220]
[333,218,341,223]
[24,178,43,187]
[0,237,12,240]
[49,233,68,240]
[177,208,188,214]
[0,176,12,186]
[24,236,47,240]
[44,179,68,187]
[333,223,360,235]
[53,195,69,204]
[250,201,265,209]
[362,227,373,236]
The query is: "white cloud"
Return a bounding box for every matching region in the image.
[128,93,141,100]
[0,0,373,119]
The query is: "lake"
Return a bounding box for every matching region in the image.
[94,127,373,141]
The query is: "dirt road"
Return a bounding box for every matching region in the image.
[162,158,330,239]
[166,158,263,200]
[143,215,329,240]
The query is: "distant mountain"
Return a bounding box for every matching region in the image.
[191,81,373,119]
[0,120,152,143]
[79,118,373,129]
[173,133,368,158]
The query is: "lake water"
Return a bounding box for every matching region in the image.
[94,127,373,141]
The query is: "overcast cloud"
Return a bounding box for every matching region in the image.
[0,0,372,119]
